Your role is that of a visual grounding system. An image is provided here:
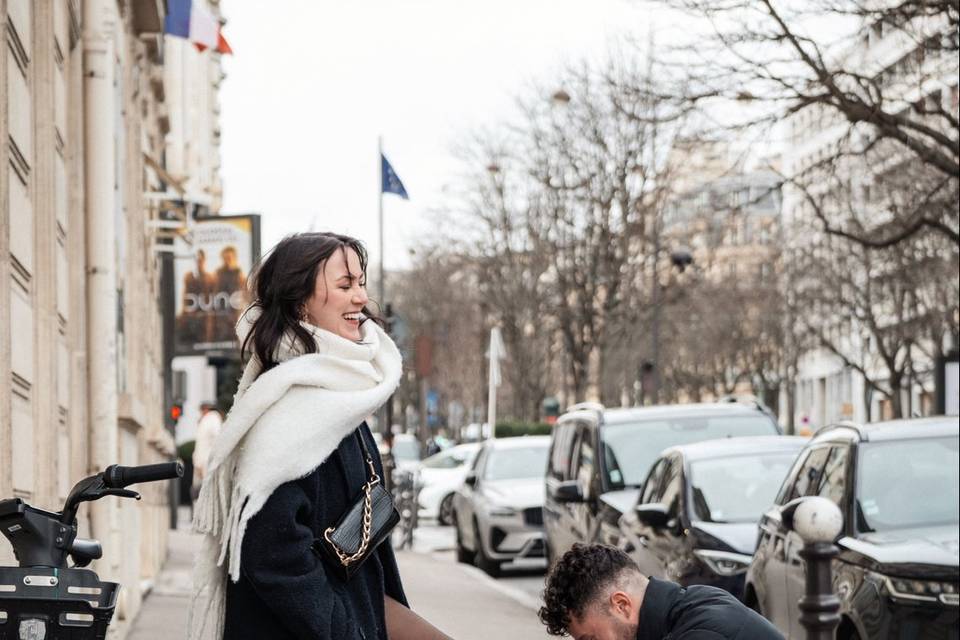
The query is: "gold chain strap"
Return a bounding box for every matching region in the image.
[323,455,381,566]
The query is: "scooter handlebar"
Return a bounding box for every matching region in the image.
[103,462,183,489]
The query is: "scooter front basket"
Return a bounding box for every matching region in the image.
[0,566,119,640]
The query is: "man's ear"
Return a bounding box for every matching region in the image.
[608,590,634,622]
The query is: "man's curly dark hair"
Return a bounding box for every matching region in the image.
[539,544,641,636]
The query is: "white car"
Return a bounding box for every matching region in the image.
[390,433,422,474]
[453,436,551,576]
[417,443,481,524]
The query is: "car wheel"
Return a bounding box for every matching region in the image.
[743,585,762,616]
[455,518,472,564]
[438,494,456,526]
[836,616,861,640]
[473,520,502,578]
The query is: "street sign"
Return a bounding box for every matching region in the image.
[542,396,560,424]
[426,389,440,428]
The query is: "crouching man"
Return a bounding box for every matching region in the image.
[539,544,783,640]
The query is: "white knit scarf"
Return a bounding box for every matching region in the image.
[187,306,402,640]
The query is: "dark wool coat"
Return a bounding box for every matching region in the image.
[223,423,407,640]
[637,577,784,640]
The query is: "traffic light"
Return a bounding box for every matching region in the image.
[169,402,183,422]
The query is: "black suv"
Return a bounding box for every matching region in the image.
[543,401,781,564]
[746,417,959,639]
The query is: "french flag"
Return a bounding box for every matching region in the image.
[164,0,233,55]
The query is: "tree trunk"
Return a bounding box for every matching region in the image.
[889,373,904,419]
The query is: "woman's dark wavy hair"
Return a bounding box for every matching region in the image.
[539,544,639,636]
[241,232,381,372]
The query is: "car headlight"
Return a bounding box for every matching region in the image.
[487,506,518,518]
[874,572,960,605]
[693,549,752,576]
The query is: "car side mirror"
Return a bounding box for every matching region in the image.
[778,498,800,530]
[551,480,585,503]
[635,503,670,528]
[464,472,478,488]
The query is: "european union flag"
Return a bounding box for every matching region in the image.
[381,154,409,200]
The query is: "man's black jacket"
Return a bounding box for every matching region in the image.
[637,577,784,640]
[223,424,407,640]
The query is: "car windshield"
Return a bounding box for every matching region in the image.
[391,438,420,463]
[422,447,475,469]
[856,435,960,533]
[690,451,799,523]
[602,415,778,487]
[484,444,549,481]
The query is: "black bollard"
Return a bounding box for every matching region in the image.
[798,541,842,640]
[782,496,843,640]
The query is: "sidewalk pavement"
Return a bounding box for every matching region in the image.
[127,527,194,640]
[128,527,551,639]
[395,550,551,640]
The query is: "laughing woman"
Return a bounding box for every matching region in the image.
[188,232,449,640]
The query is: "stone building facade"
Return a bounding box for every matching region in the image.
[1,1,224,636]
[782,15,959,429]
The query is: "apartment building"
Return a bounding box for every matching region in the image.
[0,1,225,635]
[782,15,959,429]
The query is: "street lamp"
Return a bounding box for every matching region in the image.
[670,248,693,272]
[647,243,693,405]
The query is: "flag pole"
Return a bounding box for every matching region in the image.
[377,136,389,442]
[378,135,385,311]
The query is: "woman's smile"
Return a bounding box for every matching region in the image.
[304,247,370,341]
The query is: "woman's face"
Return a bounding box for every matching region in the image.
[303,247,369,341]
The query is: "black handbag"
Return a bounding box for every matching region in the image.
[313,432,400,581]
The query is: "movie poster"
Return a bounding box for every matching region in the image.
[173,215,261,356]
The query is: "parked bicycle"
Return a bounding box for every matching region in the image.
[0,461,183,640]
[391,468,420,550]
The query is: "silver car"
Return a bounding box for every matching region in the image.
[452,436,550,576]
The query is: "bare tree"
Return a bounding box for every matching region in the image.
[631,158,789,412]
[518,61,686,402]
[656,0,959,247]
[657,231,787,406]
[789,221,959,418]
[390,247,488,433]
[446,136,555,421]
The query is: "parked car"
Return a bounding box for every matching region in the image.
[417,442,482,524]
[746,417,959,639]
[453,436,551,576]
[544,401,781,563]
[390,433,422,473]
[619,436,806,598]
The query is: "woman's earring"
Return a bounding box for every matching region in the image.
[298,306,308,323]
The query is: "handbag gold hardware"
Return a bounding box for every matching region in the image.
[323,456,380,566]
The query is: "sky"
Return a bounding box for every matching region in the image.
[218,0,670,271]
